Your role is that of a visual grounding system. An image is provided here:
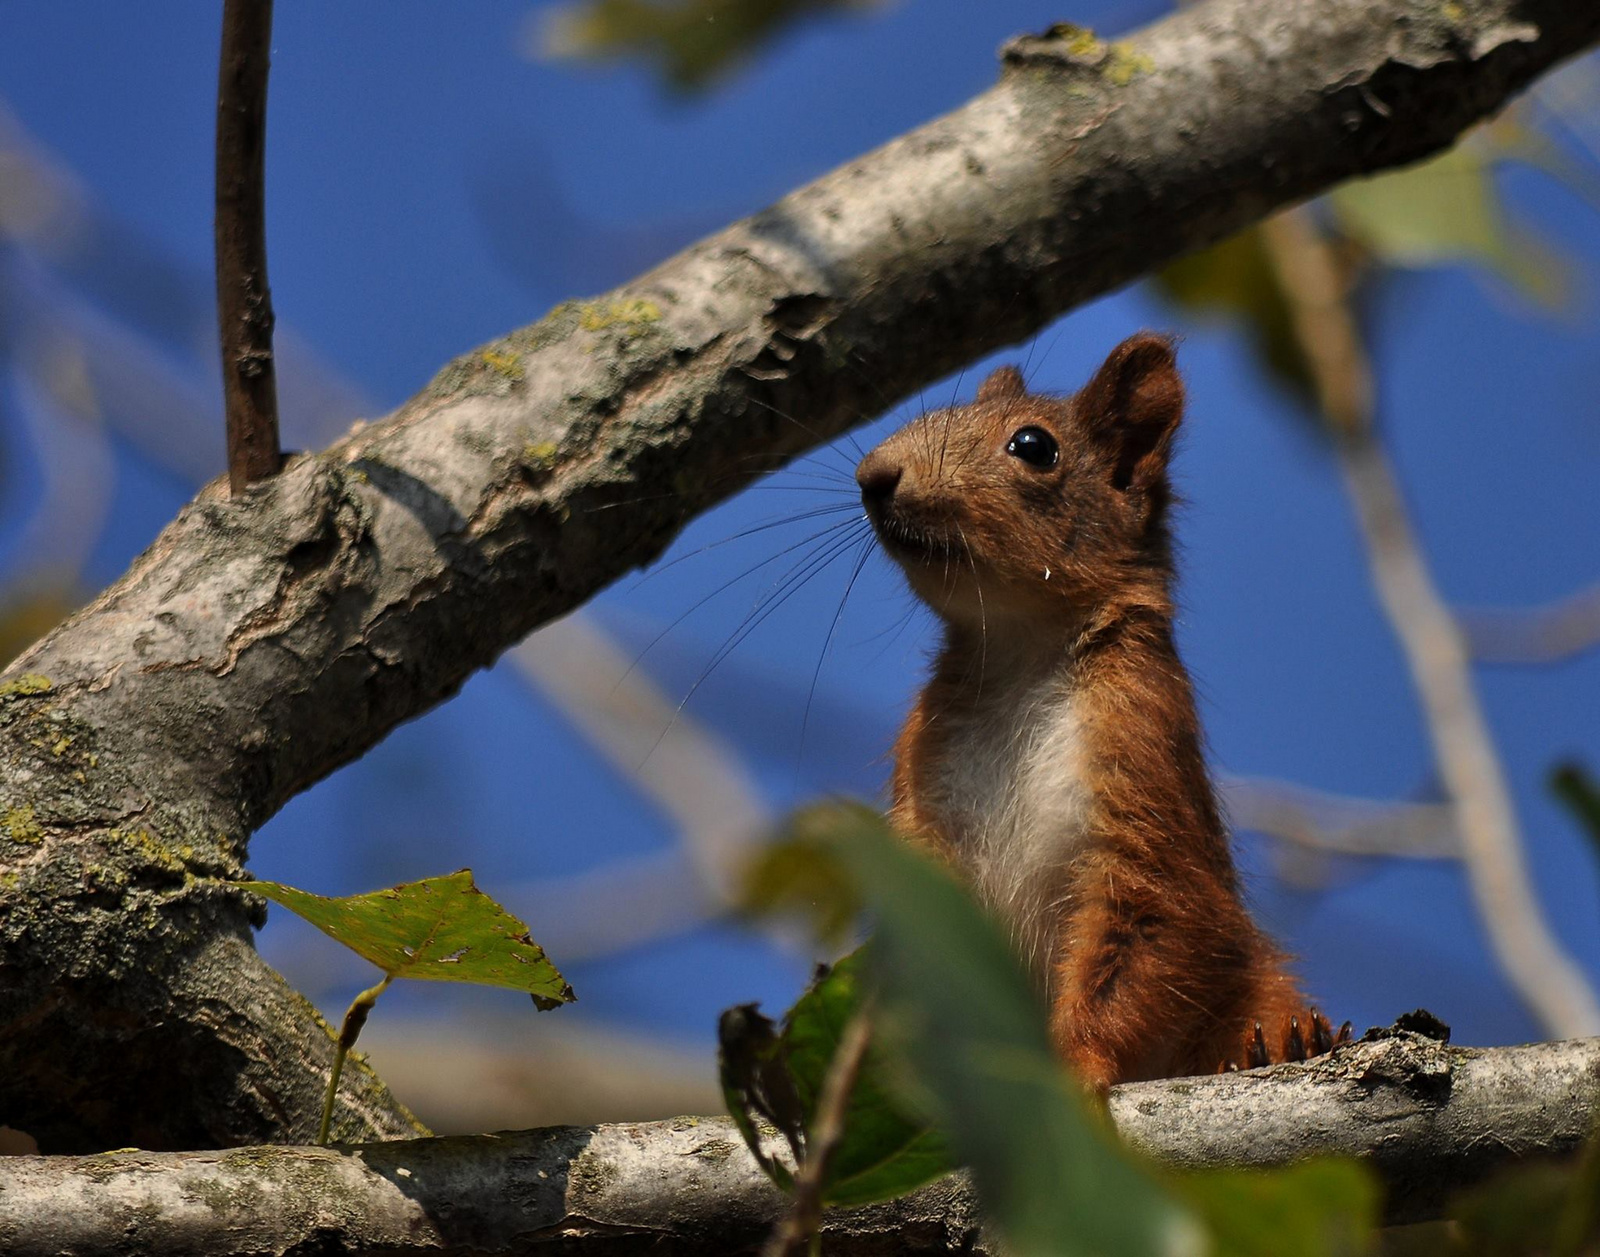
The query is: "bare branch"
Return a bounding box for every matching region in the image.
[1459,582,1600,664]
[214,0,282,492]
[3,1034,1595,1254]
[1258,207,1600,1038]
[1220,774,1458,860]
[508,612,772,906]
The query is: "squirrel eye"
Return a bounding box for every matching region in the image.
[1005,426,1059,469]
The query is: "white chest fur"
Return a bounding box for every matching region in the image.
[923,668,1095,978]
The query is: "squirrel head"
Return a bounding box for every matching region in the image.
[856,332,1184,633]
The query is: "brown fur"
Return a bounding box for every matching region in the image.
[857,334,1340,1089]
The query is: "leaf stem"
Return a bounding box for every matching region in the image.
[762,1009,873,1257]
[318,973,392,1146]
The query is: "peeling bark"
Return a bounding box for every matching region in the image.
[2,0,1598,1151]
[3,1035,1595,1254]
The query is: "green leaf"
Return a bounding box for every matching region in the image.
[1155,227,1316,404]
[1181,1158,1378,1257]
[718,954,952,1206]
[739,830,861,948]
[771,802,1205,1256]
[783,951,954,1206]
[537,0,890,94]
[1329,142,1563,305]
[0,586,79,671]
[250,870,574,1009]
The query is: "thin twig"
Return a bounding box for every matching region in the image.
[1220,774,1458,860]
[215,0,282,493]
[1459,582,1600,664]
[507,614,771,910]
[762,1011,874,1257]
[1258,208,1600,1039]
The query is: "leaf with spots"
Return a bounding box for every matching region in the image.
[250,870,574,1009]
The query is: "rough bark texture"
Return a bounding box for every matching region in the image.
[3,0,1598,1152]
[4,1034,1596,1255]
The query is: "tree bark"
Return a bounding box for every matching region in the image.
[3,1034,1594,1254]
[2,0,1597,1152]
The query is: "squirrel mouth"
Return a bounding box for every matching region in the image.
[871,514,962,564]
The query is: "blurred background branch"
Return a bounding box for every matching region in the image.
[1459,582,1600,664]
[1254,202,1600,1037]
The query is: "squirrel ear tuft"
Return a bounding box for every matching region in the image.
[1078,333,1183,494]
[976,365,1027,404]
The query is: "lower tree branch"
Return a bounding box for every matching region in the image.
[3,1034,1592,1255]
[4,0,1598,1151]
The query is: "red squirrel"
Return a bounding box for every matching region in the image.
[854,333,1348,1088]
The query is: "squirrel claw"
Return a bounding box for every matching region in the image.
[1336,1020,1353,1046]
[1247,1021,1268,1069]
[1309,1009,1333,1055]
[1286,1015,1306,1062]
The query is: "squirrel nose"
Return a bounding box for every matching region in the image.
[856,454,902,506]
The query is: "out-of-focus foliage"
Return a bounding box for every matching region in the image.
[1158,227,1318,406]
[0,586,78,670]
[1379,1139,1600,1255]
[720,949,953,1206]
[735,803,1380,1256]
[1156,122,1568,411]
[1552,763,1600,856]
[249,870,575,1008]
[1329,140,1564,305]
[740,802,1203,1255]
[535,0,893,93]
[1181,1161,1376,1257]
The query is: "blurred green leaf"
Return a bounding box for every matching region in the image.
[719,953,952,1206]
[1156,227,1316,404]
[1453,1160,1578,1255]
[1552,762,1600,859]
[1329,143,1564,305]
[1182,1159,1377,1257]
[745,803,1384,1254]
[784,951,954,1206]
[537,0,891,93]
[0,587,78,670]
[769,802,1204,1255]
[740,830,861,947]
[250,870,575,1009]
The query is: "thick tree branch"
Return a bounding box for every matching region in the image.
[4,0,1598,1151]
[3,1034,1596,1254]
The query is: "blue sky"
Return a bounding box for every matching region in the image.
[2,1,1597,1058]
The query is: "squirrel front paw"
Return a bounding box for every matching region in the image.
[1219,1009,1352,1072]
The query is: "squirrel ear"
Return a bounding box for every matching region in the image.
[1078,333,1183,493]
[976,365,1027,404]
